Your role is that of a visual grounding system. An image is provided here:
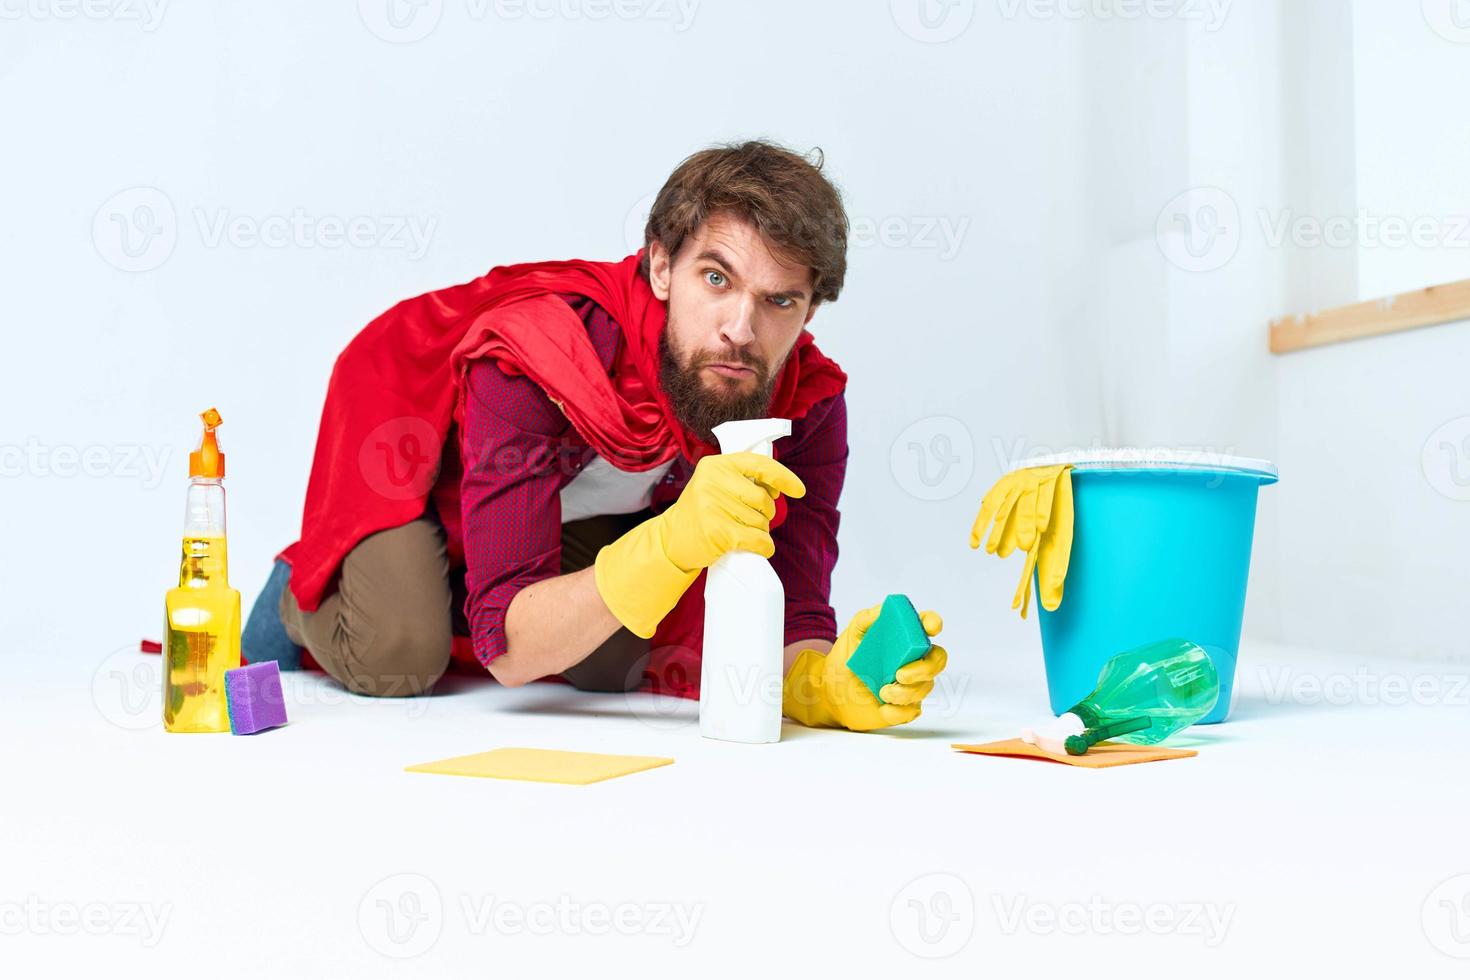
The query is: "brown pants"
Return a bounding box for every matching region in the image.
[279,512,652,697]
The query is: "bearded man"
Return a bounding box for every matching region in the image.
[243,140,947,732]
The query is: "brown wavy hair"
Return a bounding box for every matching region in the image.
[639,139,849,305]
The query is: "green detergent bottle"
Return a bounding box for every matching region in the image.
[1022,639,1219,755]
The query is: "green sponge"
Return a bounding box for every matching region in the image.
[846,594,932,700]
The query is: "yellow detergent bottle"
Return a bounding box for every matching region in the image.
[163,408,241,733]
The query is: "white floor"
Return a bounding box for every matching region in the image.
[8,631,1470,978]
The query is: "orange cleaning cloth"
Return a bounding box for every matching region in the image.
[952,738,1197,769]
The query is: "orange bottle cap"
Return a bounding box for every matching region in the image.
[189,408,226,478]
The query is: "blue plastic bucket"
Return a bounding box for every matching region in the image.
[1032,451,1278,724]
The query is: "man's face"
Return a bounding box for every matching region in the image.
[648,213,818,444]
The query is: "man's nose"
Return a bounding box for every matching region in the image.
[719,292,758,348]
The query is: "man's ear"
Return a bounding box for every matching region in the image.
[803,300,820,327]
[647,241,673,302]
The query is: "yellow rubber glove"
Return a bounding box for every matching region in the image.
[969,465,1074,616]
[783,604,948,731]
[594,452,805,638]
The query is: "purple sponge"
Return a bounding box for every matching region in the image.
[224,662,289,735]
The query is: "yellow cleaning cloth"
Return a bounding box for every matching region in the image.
[952,738,1196,769]
[405,747,674,785]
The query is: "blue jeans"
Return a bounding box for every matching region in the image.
[241,559,304,671]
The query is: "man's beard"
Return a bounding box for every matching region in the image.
[658,326,783,446]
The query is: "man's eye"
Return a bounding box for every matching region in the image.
[705,270,726,287]
[770,296,793,309]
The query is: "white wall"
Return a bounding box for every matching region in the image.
[1272,0,1470,660]
[3,0,1460,675]
[0,1,1109,666]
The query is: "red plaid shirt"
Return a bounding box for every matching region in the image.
[429,294,846,667]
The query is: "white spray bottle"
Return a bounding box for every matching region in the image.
[699,417,792,744]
